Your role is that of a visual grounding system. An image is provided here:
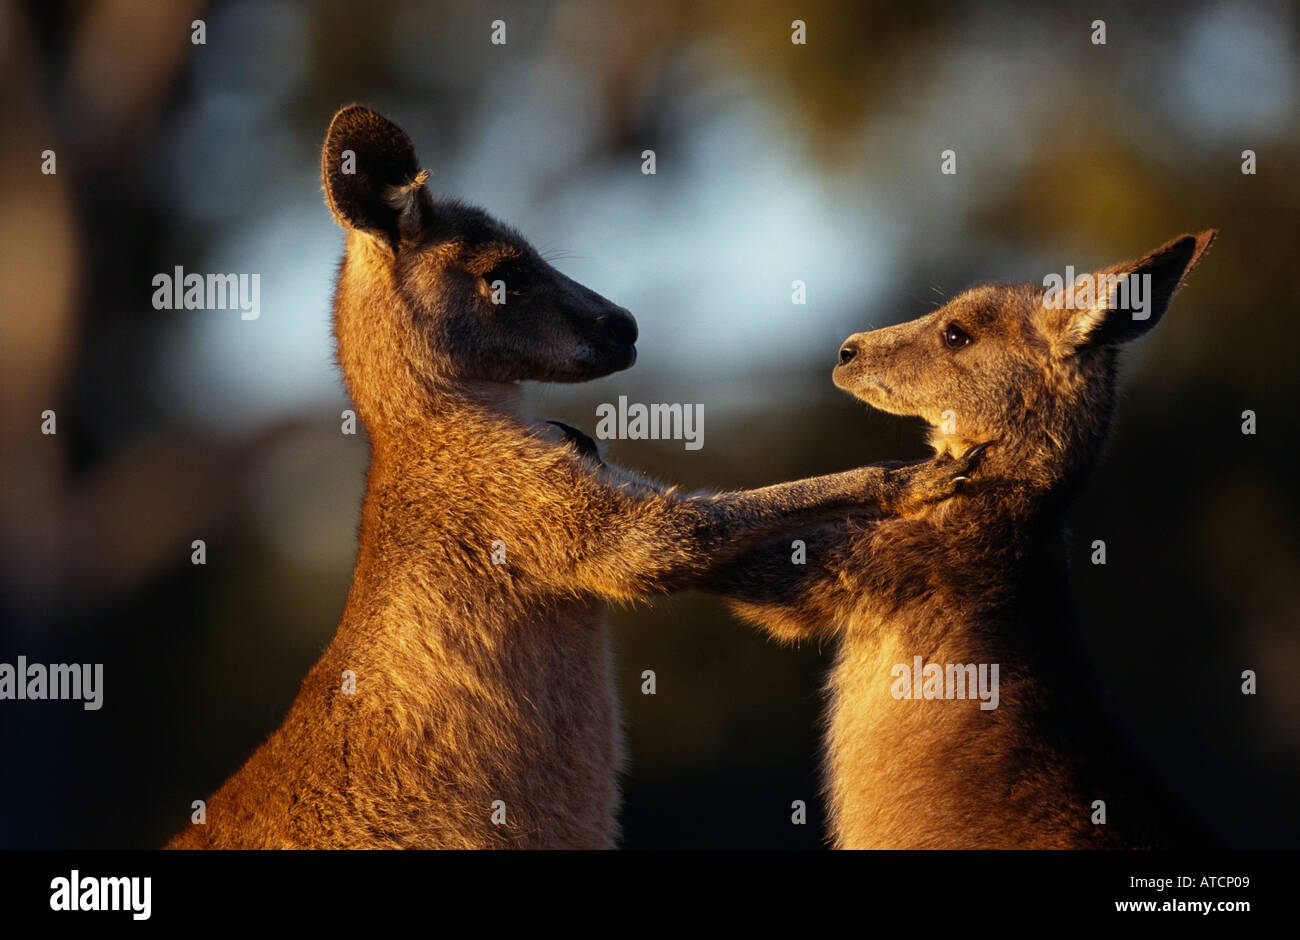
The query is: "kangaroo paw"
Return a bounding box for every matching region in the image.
[892,441,995,510]
[947,440,996,489]
[546,420,604,465]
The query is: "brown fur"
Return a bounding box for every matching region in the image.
[166,106,975,850]
[706,232,1218,849]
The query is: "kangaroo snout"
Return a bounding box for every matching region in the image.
[833,331,873,393]
[591,306,638,371]
[832,330,904,414]
[601,308,639,348]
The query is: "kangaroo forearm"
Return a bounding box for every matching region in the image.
[661,465,896,582]
[704,464,898,532]
[570,465,894,599]
[700,526,849,639]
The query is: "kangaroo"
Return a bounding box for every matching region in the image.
[705,232,1217,848]
[166,105,979,850]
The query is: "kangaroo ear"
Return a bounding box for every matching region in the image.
[1048,230,1217,350]
[321,105,430,243]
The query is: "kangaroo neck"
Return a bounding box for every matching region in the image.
[363,378,533,465]
[341,380,540,622]
[960,398,1112,530]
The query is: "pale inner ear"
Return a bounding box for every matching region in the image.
[1039,274,1114,349]
[1063,275,1131,348]
[1049,263,1156,349]
[382,169,430,238]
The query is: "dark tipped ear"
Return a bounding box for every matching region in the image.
[321,105,430,243]
[1052,230,1216,349]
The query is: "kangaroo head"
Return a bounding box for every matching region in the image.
[834,231,1216,482]
[321,105,637,410]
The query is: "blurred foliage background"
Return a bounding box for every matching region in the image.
[1,0,1297,848]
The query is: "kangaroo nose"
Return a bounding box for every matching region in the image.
[608,310,638,346]
[838,339,859,365]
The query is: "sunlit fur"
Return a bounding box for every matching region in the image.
[167,106,976,849]
[707,232,1218,849]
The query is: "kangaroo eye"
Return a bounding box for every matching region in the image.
[483,260,529,297]
[943,323,972,349]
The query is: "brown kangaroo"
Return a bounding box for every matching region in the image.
[706,232,1218,848]
[166,105,978,849]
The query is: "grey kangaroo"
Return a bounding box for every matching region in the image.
[166,105,978,849]
[706,231,1217,848]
